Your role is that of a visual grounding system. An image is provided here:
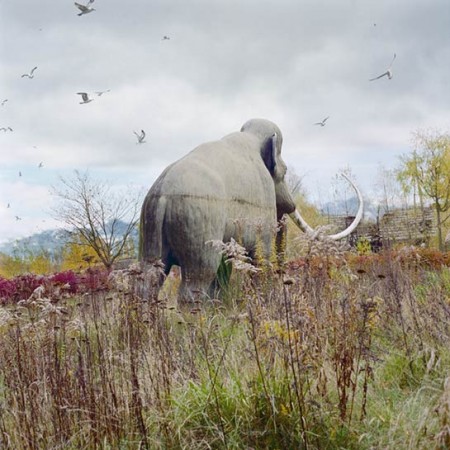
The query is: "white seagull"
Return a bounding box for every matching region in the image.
[370,53,396,81]
[314,116,329,127]
[75,0,95,16]
[134,129,146,144]
[21,67,38,79]
[77,92,93,104]
[95,89,110,96]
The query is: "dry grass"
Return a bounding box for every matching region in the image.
[0,243,450,449]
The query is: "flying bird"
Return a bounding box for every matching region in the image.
[370,53,396,81]
[1,99,8,106]
[21,67,38,79]
[162,36,170,40]
[19,171,22,177]
[7,203,10,208]
[134,129,146,144]
[38,162,44,168]
[77,92,93,104]
[75,0,95,16]
[0,127,13,132]
[95,89,110,96]
[314,116,329,127]
[15,216,22,221]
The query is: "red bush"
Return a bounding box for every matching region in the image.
[0,267,111,304]
[78,268,110,292]
[50,270,79,293]
[0,277,16,302]
[12,274,45,299]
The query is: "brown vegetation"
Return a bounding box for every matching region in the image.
[0,244,449,449]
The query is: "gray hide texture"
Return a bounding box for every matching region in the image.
[140,118,296,303]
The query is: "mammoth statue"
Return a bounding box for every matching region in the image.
[140,118,363,303]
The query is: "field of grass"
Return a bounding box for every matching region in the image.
[0,243,450,449]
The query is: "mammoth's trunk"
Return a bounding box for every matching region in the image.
[288,173,364,241]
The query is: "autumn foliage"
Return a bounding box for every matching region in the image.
[0,268,110,305]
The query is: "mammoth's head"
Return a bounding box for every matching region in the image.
[241,118,295,218]
[241,118,364,239]
[240,118,283,147]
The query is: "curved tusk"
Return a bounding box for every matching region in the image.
[289,210,315,234]
[288,173,364,241]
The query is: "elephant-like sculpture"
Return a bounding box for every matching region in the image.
[140,118,363,303]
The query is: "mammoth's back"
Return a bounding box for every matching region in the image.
[151,132,274,205]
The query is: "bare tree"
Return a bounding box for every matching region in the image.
[285,166,306,199]
[331,166,360,217]
[373,163,405,215]
[51,171,143,270]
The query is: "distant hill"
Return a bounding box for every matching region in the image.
[319,195,381,222]
[1,200,381,258]
[0,229,69,257]
[0,221,139,258]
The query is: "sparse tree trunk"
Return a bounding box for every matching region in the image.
[436,202,444,251]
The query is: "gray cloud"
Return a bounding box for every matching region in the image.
[1,0,450,241]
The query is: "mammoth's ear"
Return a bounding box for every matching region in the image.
[261,133,278,175]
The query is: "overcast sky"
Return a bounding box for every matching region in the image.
[1,0,449,244]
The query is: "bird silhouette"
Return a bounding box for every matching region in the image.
[21,67,38,79]
[314,116,329,127]
[38,162,44,168]
[75,0,95,16]
[162,36,170,41]
[134,129,146,144]
[1,99,8,106]
[370,53,396,81]
[77,92,93,104]
[95,89,110,96]
[15,216,22,221]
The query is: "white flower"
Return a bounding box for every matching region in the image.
[207,238,260,273]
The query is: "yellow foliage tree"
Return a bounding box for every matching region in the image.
[60,238,100,272]
[397,130,450,250]
[0,253,26,278]
[0,250,56,278]
[29,253,54,275]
